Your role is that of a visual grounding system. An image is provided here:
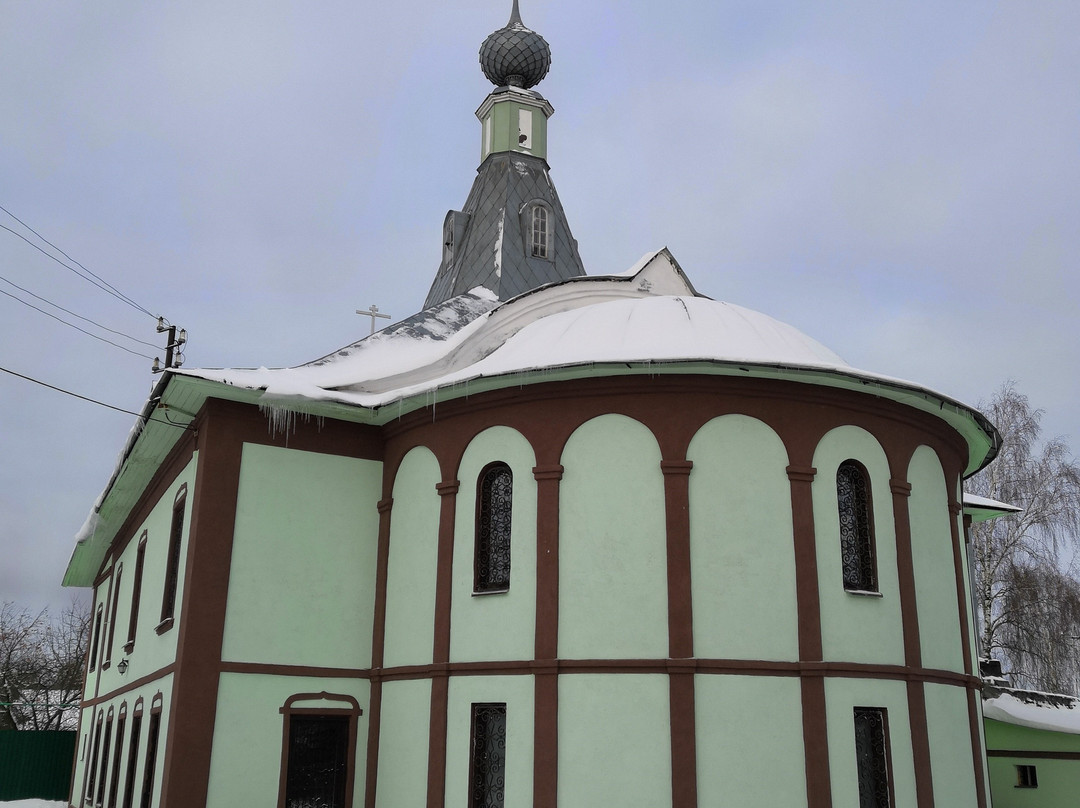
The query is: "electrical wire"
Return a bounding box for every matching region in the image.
[0,364,192,430]
[0,272,158,348]
[0,220,154,318]
[0,204,154,317]
[0,288,155,360]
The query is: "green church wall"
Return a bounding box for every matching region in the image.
[687,415,798,661]
[558,415,668,660]
[695,674,807,806]
[86,456,197,702]
[907,446,964,672]
[984,717,1080,808]
[383,446,441,669]
[444,675,535,808]
[221,444,381,668]
[825,677,917,807]
[450,427,537,663]
[205,674,369,808]
[558,674,671,808]
[812,427,904,665]
[375,678,433,808]
[924,682,977,806]
[483,98,548,161]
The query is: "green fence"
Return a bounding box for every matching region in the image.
[0,730,77,801]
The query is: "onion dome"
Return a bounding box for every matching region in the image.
[479,0,551,89]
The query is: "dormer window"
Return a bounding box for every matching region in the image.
[530,205,549,259]
[443,218,455,265]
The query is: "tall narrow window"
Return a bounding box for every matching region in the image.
[121,702,143,808]
[159,488,187,630]
[837,461,876,591]
[85,712,103,803]
[105,565,122,668]
[107,704,127,808]
[97,710,114,807]
[469,704,507,808]
[139,704,161,808]
[853,707,892,808]
[278,693,360,808]
[125,533,147,652]
[90,605,103,672]
[475,463,512,593]
[530,206,548,258]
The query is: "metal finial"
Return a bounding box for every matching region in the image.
[508,0,522,26]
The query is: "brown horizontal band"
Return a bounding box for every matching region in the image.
[987,749,1080,760]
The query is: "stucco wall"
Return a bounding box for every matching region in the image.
[221,444,381,668]
[558,415,667,660]
[985,717,1080,808]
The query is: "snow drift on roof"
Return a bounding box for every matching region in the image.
[984,690,1080,735]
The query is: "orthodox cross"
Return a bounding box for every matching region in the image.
[356,304,391,335]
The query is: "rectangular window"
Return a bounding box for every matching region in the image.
[517,108,532,150]
[283,715,351,808]
[159,491,186,630]
[469,703,507,808]
[107,711,126,808]
[125,534,147,653]
[121,713,142,808]
[475,464,513,593]
[105,566,122,668]
[853,707,891,808]
[97,715,114,808]
[85,716,103,804]
[139,710,161,808]
[1016,764,1038,788]
[89,606,103,673]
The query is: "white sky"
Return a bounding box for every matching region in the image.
[1,0,1077,613]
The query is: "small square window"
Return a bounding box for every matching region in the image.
[1016,764,1038,788]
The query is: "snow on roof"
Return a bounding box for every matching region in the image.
[984,690,1080,735]
[963,492,1023,522]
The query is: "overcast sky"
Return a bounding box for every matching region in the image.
[2,0,1077,614]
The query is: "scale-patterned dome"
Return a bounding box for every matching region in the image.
[479,1,551,89]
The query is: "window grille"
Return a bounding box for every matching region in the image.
[283,715,350,808]
[837,461,876,591]
[469,704,507,808]
[475,464,512,592]
[531,206,549,258]
[854,707,891,808]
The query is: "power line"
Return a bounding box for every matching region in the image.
[0,271,158,348]
[0,220,154,318]
[0,288,155,360]
[0,364,192,430]
[0,204,154,317]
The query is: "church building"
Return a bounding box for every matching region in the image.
[64,4,1004,807]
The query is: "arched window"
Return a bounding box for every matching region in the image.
[530,205,549,259]
[837,460,876,591]
[475,463,513,593]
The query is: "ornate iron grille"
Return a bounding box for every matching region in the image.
[284,715,350,808]
[837,461,875,590]
[470,704,507,808]
[854,707,891,808]
[476,464,512,592]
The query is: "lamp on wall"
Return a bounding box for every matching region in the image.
[117,658,129,674]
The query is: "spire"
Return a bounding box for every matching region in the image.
[422,2,585,309]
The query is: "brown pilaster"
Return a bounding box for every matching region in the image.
[661,460,697,808]
[787,465,831,808]
[160,398,245,808]
[365,496,394,808]
[533,464,563,808]
[427,480,459,808]
[956,507,988,808]
[890,478,934,808]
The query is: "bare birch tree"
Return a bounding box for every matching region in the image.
[968,382,1080,693]
[0,600,89,730]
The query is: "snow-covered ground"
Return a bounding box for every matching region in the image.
[0,801,67,807]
